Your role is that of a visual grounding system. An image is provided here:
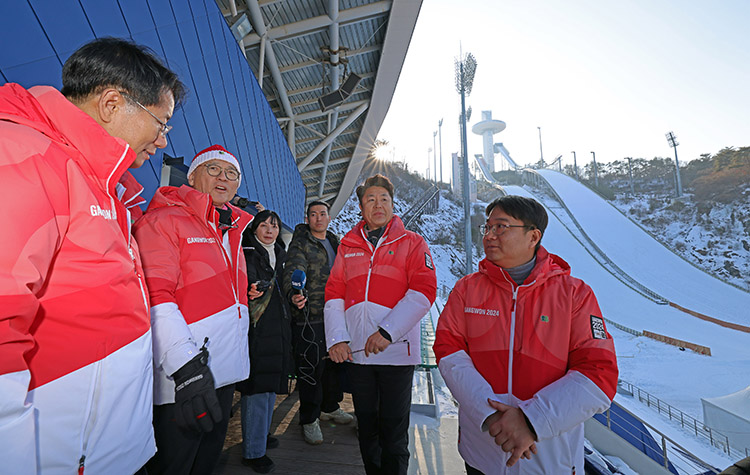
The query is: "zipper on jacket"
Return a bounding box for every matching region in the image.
[128,245,149,311]
[507,286,518,397]
[503,274,536,399]
[79,358,103,475]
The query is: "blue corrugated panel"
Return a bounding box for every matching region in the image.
[0,0,304,225]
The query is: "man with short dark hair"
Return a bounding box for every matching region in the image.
[0,37,184,474]
[283,200,352,445]
[326,174,437,475]
[433,195,618,474]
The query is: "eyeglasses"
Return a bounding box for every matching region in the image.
[479,223,535,236]
[120,91,172,137]
[204,163,241,181]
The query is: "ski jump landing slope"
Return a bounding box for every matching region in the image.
[502,185,749,359]
[535,169,750,329]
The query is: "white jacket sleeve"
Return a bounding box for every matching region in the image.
[324,298,350,350]
[378,289,432,342]
[438,350,500,431]
[133,214,198,377]
[150,302,200,376]
[519,370,612,441]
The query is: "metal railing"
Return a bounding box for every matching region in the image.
[618,380,749,459]
[402,184,440,230]
[597,401,722,474]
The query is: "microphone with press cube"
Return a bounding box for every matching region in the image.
[291,269,307,296]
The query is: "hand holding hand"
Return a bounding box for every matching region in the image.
[364,330,390,357]
[328,342,353,363]
[486,399,538,467]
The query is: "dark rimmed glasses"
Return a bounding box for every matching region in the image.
[479,223,535,236]
[120,91,172,137]
[204,163,240,182]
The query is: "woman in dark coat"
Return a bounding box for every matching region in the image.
[237,209,293,473]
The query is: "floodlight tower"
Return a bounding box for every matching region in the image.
[438,119,444,184]
[666,131,683,197]
[455,50,477,275]
[471,111,506,173]
[591,151,599,188]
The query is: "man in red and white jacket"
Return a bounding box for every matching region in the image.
[0,38,184,474]
[134,145,253,474]
[326,174,437,475]
[434,195,618,475]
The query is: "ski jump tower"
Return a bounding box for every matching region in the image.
[471,110,506,173]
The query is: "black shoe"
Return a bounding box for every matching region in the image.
[266,435,279,449]
[242,455,275,473]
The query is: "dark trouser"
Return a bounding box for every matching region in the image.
[293,322,344,425]
[465,462,485,474]
[346,363,414,475]
[145,384,235,475]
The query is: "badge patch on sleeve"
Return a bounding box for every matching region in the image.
[424,252,434,270]
[590,315,607,339]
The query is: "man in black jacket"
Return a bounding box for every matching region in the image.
[283,201,353,445]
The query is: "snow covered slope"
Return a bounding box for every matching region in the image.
[535,169,750,328]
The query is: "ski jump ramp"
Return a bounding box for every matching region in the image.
[501,184,749,357]
[533,169,750,330]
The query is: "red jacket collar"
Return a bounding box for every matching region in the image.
[148,184,252,231]
[342,215,407,248]
[30,86,135,195]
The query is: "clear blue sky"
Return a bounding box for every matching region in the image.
[377,0,750,178]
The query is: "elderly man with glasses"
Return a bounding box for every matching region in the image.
[133,145,258,475]
[434,195,618,475]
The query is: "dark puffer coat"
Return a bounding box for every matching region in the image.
[236,233,293,395]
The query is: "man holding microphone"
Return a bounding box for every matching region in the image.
[283,201,352,446]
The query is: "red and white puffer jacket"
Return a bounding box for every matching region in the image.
[324,216,436,365]
[0,84,154,474]
[434,247,619,474]
[133,185,252,404]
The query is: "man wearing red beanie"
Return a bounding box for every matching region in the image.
[134,145,253,475]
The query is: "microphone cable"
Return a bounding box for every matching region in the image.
[296,289,321,386]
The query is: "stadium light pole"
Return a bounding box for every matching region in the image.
[427,147,432,180]
[456,50,477,275]
[438,119,444,186]
[433,130,438,183]
[571,151,579,180]
[590,151,599,188]
[537,126,544,167]
[627,157,635,195]
[666,131,683,197]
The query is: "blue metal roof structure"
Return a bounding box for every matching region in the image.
[0,0,305,226]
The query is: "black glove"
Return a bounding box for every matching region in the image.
[171,340,223,433]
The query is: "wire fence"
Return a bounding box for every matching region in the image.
[618,380,749,459]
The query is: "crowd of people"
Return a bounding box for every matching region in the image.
[9,35,706,475]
